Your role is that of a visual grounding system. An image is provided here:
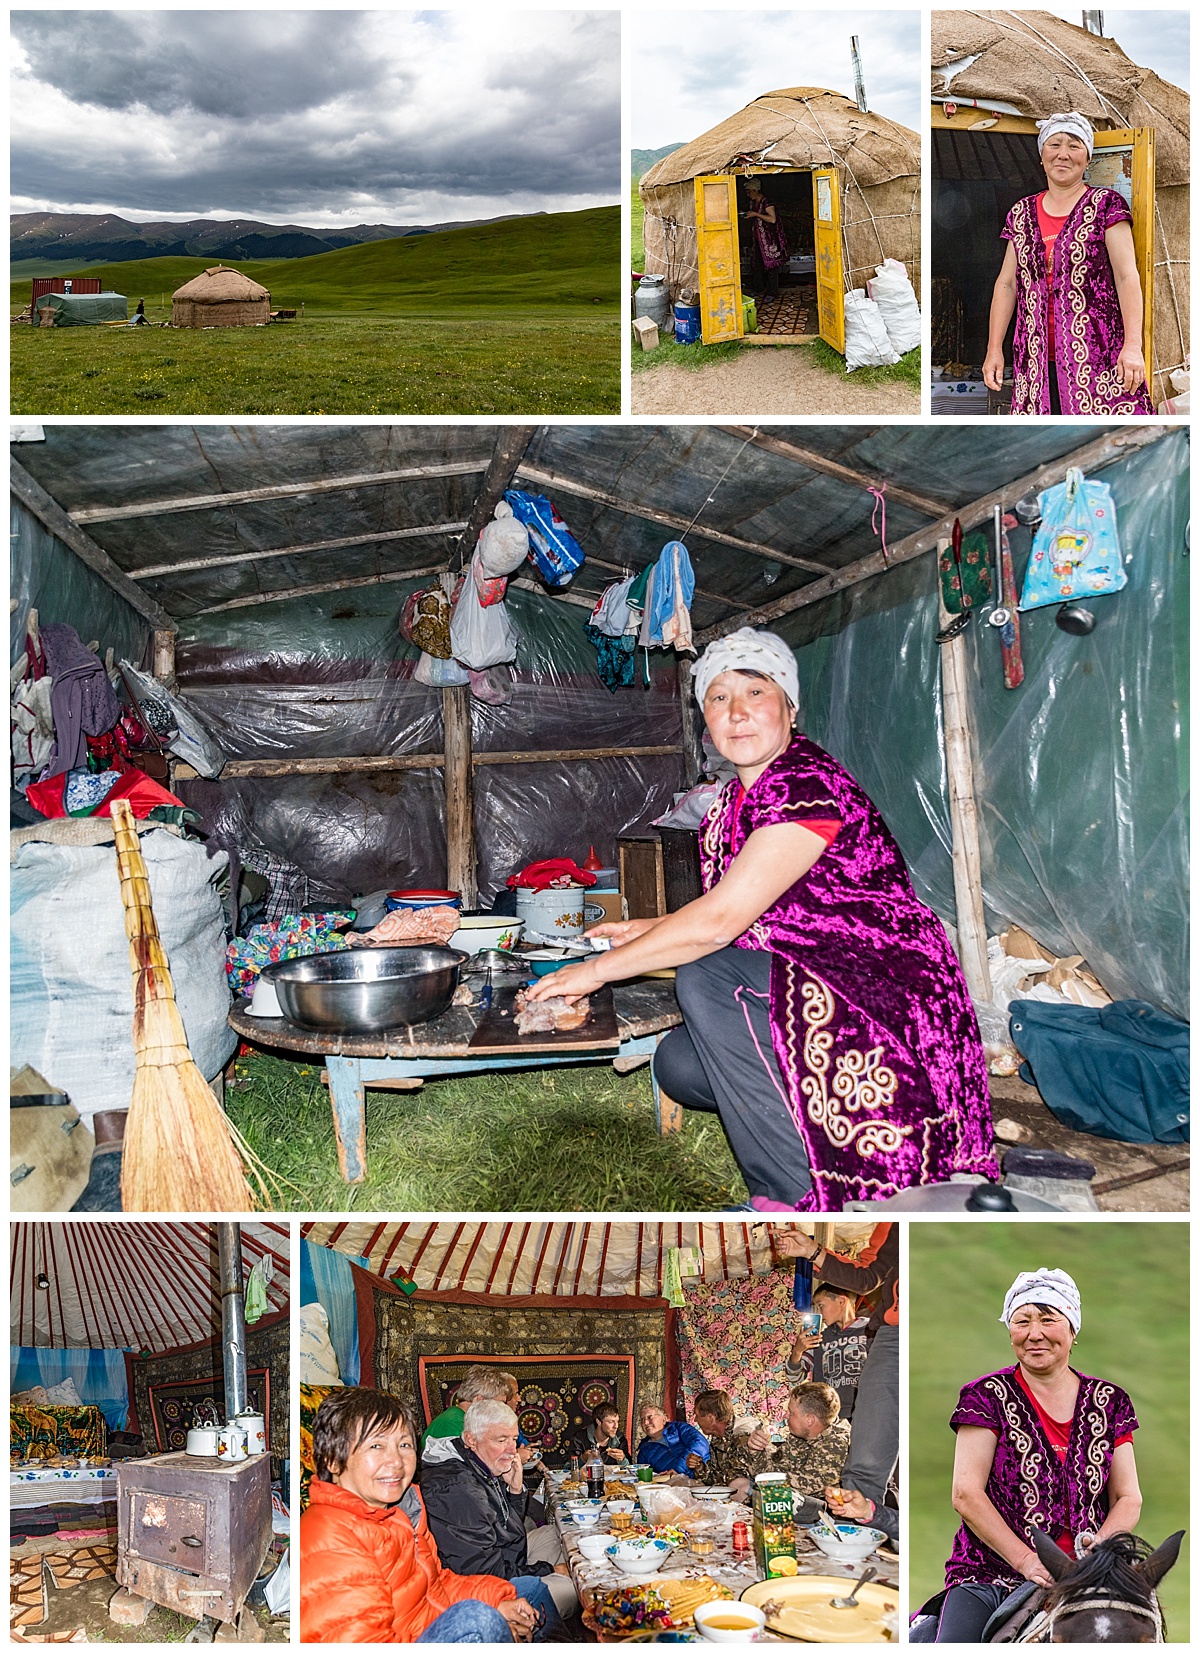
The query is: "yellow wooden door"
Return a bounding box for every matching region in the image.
[1088,127,1155,379]
[693,174,742,343]
[812,168,845,353]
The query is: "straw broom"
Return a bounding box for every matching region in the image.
[112,799,256,1212]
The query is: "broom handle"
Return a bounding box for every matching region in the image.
[111,799,184,1016]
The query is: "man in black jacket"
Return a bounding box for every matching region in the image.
[421,1400,579,1627]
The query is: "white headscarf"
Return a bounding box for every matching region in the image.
[999,1268,1082,1334]
[693,627,800,713]
[1036,112,1095,158]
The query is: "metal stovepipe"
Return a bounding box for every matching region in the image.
[216,1223,248,1423]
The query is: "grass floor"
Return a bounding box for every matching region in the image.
[909,1223,1189,1639]
[226,1052,748,1212]
[10,313,620,415]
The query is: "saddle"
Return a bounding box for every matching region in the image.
[982,1583,1041,1642]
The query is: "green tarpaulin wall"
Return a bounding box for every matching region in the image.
[34,292,127,326]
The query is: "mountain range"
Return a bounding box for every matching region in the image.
[11,210,538,265]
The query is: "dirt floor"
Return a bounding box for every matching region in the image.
[631,348,921,415]
[9,1556,288,1644]
[988,1074,1189,1211]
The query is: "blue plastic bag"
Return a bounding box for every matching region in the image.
[504,490,584,587]
[1018,467,1126,612]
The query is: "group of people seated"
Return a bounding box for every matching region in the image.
[300,1230,899,1642]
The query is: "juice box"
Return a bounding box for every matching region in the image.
[752,1473,795,1576]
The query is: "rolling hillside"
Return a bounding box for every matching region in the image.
[11,206,618,316]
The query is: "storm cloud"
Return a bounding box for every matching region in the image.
[11,10,620,223]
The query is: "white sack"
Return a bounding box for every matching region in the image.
[10,829,237,1125]
[449,554,518,669]
[477,501,530,578]
[867,258,922,355]
[843,290,901,371]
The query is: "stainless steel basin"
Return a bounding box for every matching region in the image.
[260,945,468,1033]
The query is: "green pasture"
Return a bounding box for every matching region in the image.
[225,1053,747,1214]
[909,1223,1189,1639]
[10,207,619,414]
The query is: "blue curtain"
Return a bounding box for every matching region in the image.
[300,1241,365,1385]
[10,1347,130,1430]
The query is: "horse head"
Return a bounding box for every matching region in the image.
[1027,1529,1185,1642]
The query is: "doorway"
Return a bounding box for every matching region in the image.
[734,171,818,337]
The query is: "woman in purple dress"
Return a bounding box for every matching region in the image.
[912,1268,1142,1642]
[524,627,995,1212]
[982,112,1154,416]
[741,181,789,300]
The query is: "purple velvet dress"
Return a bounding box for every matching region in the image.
[945,1367,1137,1589]
[1002,187,1155,416]
[699,735,996,1210]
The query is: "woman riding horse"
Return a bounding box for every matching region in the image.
[912,1268,1143,1642]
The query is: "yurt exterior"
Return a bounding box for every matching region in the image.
[931,10,1189,405]
[639,87,920,348]
[171,266,271,328]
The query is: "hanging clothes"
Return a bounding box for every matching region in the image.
[648,541,696,651]
[589,576,636,638]
[11,673,56,789]
[585,624,636,692]
[39,625,122,778]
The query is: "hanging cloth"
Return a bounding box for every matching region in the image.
[589,576,636,638]
[648,540,696,651]
[585,624,636,692]
[39,624,122,778]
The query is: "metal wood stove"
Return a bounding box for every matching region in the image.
[116,1450,271,1624]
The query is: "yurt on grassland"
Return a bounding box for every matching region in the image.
[639,87,920,347]
[171,266,271,328]
[931,10,1190,403]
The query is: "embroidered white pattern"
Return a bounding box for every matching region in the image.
[986,1376,1046,1533]
[797,976,909,1156]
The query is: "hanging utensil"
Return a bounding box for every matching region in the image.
[996,510,1025,687]
[830,1564,878,1610]
[480,966,494,1012]
[986,506,1011,629]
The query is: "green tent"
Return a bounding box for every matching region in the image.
[35,291,128,327]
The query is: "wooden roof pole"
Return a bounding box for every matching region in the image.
[716,426,949,517]
[10,456,175,633]
[697,425,1168,643]
[455,427,539,559]
[937,543,991,1005]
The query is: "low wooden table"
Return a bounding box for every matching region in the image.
[229,978,682,1183]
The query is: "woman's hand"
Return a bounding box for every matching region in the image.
[1115,341,1147,395]
[982,346,1006,393]
[521,958,606,1005]
[1016,1550,1054,1587]
[587,919,659,946]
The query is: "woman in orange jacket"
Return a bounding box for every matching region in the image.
[300,1388,544,1642]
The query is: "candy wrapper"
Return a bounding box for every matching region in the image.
[591,1584,673,1633]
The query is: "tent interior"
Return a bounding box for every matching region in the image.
[9,421,1188,1213]
[10,1221,290,1642]
[733,173,818,335]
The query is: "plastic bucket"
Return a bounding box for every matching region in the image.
[516,884,586,943]
[674,304,701,345]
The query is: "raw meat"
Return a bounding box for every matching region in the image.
[514,989,591,1035]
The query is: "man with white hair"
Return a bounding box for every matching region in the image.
[420,1400,579,1632]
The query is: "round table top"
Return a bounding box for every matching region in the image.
[228,975,681,1060]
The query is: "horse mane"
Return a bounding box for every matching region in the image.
[1043,1532,1157,1611]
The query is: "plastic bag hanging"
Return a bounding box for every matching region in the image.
[449,552,518,669]
[1019,468,1127,612]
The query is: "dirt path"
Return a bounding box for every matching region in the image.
[631,348,919,416]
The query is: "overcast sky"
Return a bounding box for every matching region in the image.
[632,11,921,149]
[11,10,620,225]
[1035,9,1188,90]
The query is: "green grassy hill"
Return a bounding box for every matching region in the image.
[11,206,618,317]
[910,1223,1189,1640]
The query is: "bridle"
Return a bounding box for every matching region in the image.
[1014,1594,1164,1643]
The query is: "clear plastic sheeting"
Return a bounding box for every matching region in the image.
[10,502,151,671]
[787,430,1189,1019]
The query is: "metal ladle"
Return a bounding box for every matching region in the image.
[830,1563,877,1609]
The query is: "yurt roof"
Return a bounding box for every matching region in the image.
[641,88,919,192]
[931,11,1189,187]
[11,1222,290,1351]
[303,1220,877,1298]
[172,265,270,302]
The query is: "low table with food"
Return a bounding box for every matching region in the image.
[547,1469,899,1642]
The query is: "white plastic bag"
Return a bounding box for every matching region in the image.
[414,649,469,687]
[843,290,900,371]
[478,501,530,578]
[866,258,921,356]
[449,554,518,669]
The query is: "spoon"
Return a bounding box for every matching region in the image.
[830,1564,877,1609]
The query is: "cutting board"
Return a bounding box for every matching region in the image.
[467,981,619,1054]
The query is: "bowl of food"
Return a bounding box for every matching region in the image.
[261,944,469,1033]
[693,1601,767,1642]
[692,1485,733,1501]
[605,1498,636,1514]
[576,1533,612,1561]
[568,1507,603,1529]
[809,1523,887,1561]
[449,914,524,955]
[606,1537,674,1577]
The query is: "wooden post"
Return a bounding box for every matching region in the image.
[937,539,992,1003]
[443,685,477,908]
[677,656,704,785]
[152,629,176,689]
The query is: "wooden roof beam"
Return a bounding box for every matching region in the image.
[514,462,831,575]
[454,427,539,557]
[586,554,755,613]
[130,521,468,581]
[11,456,175,632]
[717,426,950,517]
[68,460,490,524]
[192,564,445,616]
[698,425,1169,643]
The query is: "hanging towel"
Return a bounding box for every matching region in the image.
[648,541,696,651]
[585,624,636,691]
[589,576,636,638]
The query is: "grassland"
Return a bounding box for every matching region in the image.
[224,1052,747,1214]
[11,207,619,414]
[909,1223,1189,1639]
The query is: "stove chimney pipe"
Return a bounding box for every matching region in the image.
[217,1223,248,1423]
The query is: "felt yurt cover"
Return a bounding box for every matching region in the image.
[172,265,270,326]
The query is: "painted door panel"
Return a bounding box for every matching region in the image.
[694,174,742,343]
[812,168,845,353]
[1089,127,1154,376]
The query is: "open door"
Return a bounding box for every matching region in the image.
[812,167,845,353]
[694,174,743,343]
[1089,127,1155,379]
